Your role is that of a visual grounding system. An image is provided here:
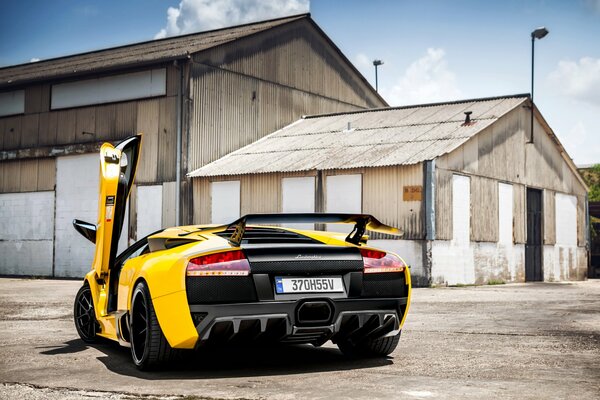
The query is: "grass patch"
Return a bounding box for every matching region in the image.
[487,279,506,285]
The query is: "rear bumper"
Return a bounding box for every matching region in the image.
[189,297,408,347]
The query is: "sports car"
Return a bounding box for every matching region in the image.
[73,135,412,369]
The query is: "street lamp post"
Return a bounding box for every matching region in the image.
[530,27,549,143]
[373,59,384,92]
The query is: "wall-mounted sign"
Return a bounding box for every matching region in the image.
[403,185,423,201]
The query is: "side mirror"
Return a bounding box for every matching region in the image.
[73,219,97,244]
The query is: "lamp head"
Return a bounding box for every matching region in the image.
[531,27,549,39]
[373,59,384,66]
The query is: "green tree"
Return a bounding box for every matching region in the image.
[589,164,600,202]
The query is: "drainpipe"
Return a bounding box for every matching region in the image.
[423,160,436,286]
[175,60,183,226]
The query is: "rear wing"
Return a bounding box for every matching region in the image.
[219,213,403,246]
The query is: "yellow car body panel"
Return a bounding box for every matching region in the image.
[85,225,412,347]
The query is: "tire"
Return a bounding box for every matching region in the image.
[74,284,99,343]
[129,281,177,370]
[337,331,401,358]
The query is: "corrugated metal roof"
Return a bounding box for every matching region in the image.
[188,94,530,177]
[0,14,307,87]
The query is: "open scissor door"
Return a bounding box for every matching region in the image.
[92,135,141,279]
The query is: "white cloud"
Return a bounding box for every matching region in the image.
[352,53,375,85]
[560,121,600,164]
[155,0,310,39]
[549,57,600,106]
[354,53,372,71]
[381,48,461,106]
[30,58,40,63]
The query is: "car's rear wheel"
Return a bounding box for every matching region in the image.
[74,284,98,343]
[337,331,401,358]
[130,281,177,370]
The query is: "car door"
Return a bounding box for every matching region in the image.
[92,135,141,280]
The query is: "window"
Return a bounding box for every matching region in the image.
[51,68,166,109]
[137,185,163,239]
[555,193,577,246]
[282,176,315,230]
[211,181,240,224]
[498,183,513,245]
[0,90,24,117]
[326,174,362,233]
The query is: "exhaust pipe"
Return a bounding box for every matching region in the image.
[296,301,333,326]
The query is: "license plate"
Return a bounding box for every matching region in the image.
[275,276,344,294]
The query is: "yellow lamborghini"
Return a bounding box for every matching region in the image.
[73,135,412,370]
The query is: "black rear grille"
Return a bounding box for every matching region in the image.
[361,273,406,298]
[249,260,363,274]
[186,276,257,304]
[245,245,363,274]
[215,227,319,244]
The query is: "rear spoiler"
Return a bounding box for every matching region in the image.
[218,213,403,246]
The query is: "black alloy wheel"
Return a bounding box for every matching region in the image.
[129,281,178,370]
[74,284,98,343]
[130,283,150,366]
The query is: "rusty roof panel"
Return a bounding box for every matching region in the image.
[188,95,530,177]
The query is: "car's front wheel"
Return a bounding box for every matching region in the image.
[74,284,99,343]
[337,331,401,358]
[129,281,177,370]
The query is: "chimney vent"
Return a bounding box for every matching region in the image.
[463,111,473,125]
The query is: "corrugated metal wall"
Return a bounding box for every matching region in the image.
[544,190,556,245]
[513,183,526,244]
[162,181,177,227]
[470,176,498,242]
[435,169,453,240]
[0,64,179,191]
[188,20,385,173]
[0,158,55,193]
[188,64,366,172]
[361,165,423,240]
[577,195,586,246]
[240,174,280,215]
[192,165,424,239]
[195,19,382,110]
[436,106,587,244]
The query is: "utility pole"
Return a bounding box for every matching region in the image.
[529,27,549,143]
[373,59,383,92]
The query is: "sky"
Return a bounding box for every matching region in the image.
[1,0,598,164]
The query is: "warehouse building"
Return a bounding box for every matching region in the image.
[189,94,589,286]
[0,14,385,277]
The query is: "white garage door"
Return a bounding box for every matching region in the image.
[0,191,55,276]
[326,174,362,233]
[137,185,163,239]
[54,154,128,277]
[282,177,315,230]
[211,181,240,224]
[555,193,577,246]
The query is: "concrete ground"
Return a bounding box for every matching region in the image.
[0,278,598,400]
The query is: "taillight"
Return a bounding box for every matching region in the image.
[186,250,250,276]
[360,249,406,274]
